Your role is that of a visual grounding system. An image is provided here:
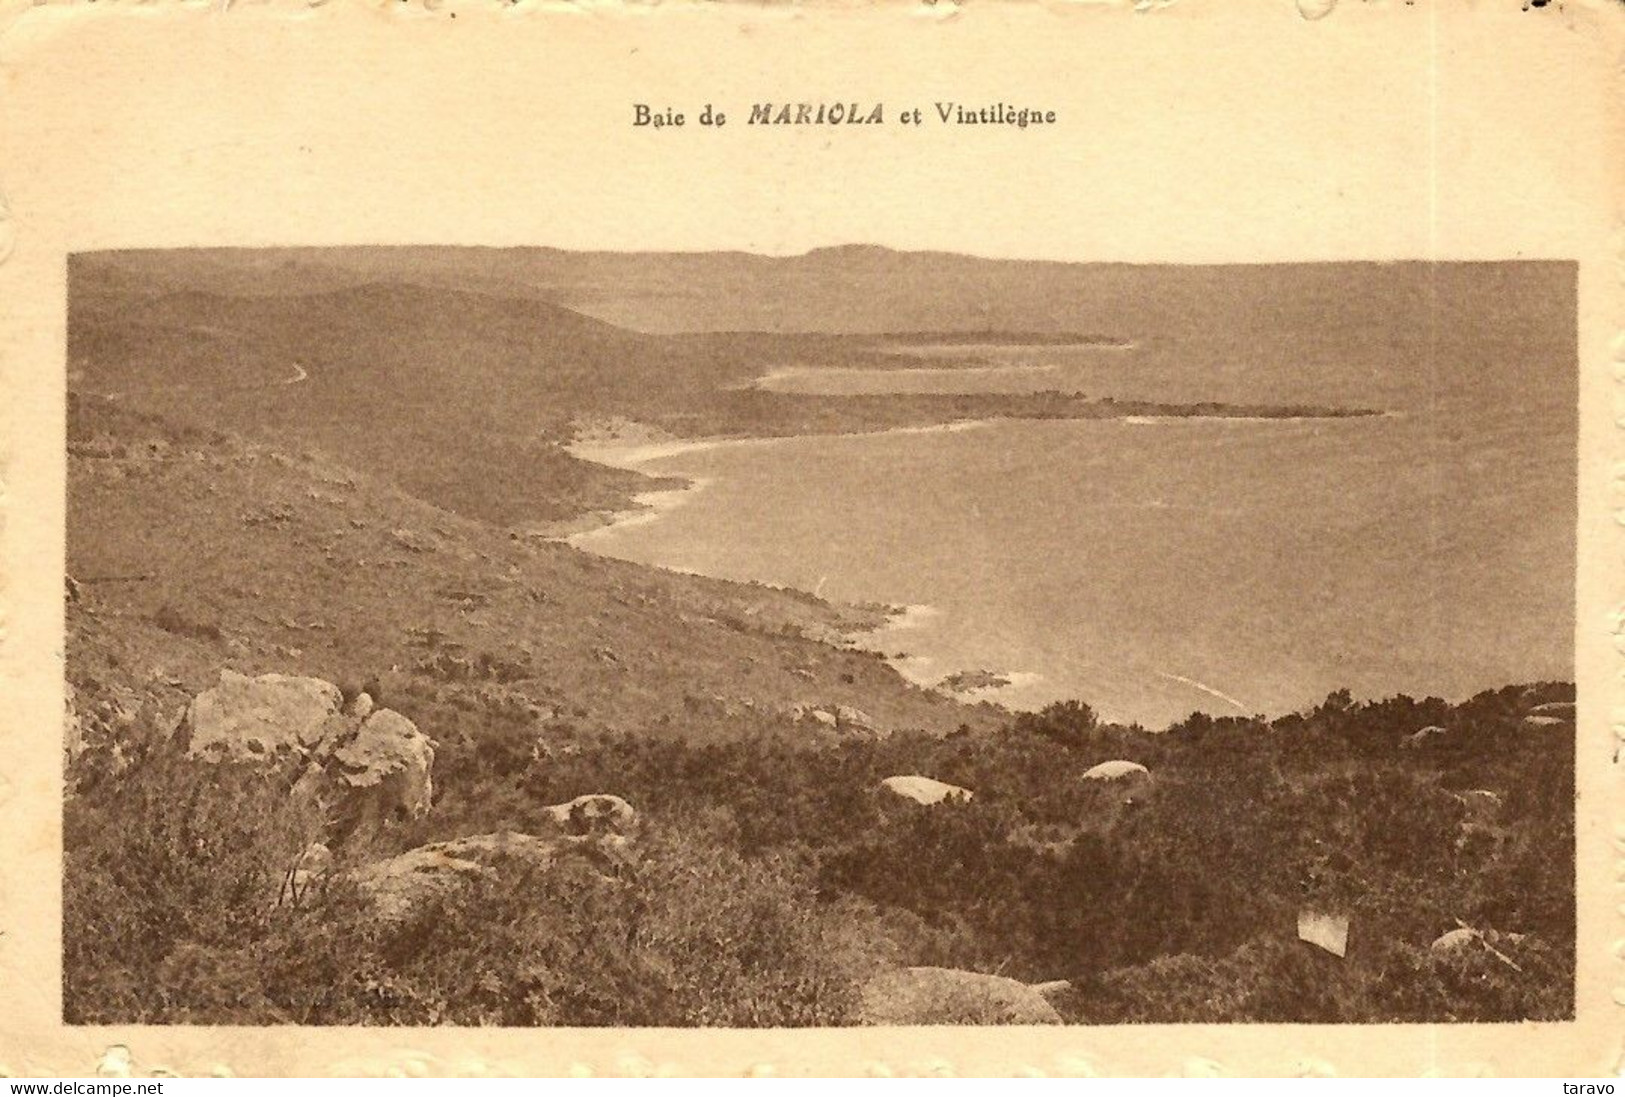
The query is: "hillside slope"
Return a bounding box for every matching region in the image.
[68,394,1000,762]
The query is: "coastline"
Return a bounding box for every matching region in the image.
[549,419,999,542]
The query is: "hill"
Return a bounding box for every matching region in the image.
[68,254,1409,527]
[67,393,997,751]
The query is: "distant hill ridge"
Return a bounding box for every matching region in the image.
[72,247,1574,337]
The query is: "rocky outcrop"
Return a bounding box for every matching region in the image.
[880,775,973,806]
[183,669,435,837]
[329,708,436,825]
[181,670,343,761]
[354,826,632,921]
[856,967,1062,1025]
[790,703,887,738]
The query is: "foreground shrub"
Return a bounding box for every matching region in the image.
[64,763,884,1025]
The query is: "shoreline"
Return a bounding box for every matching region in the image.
[751,362,1065,392]
[549,419,1001,541]
[548,409,1402,721]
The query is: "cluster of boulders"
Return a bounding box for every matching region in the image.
[790,702,887,738]
[1402,697,1575,747]
[1522,700,1574,729]
[174,669,637,919]
[178,670,437,839]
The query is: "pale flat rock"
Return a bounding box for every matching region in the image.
[1430,927,1481,953]
[1401,725,1447,748]
[791,704,839,728]
[1082,760,1150,781]
[881,775,973,806]
[183,669,342,762]
[857,967,1062,1026]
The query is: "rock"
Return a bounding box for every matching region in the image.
[1523,715,1565,729]
[834,705,875,730]
[792,704,838,728]
[542,793,638,838]
[181,670,436,841]
[1028,979,1073,1003]
[1430,927,1480,953]
[355,829,625,921]
[1429,925,1527,960]
[330,709,436,828]
[1082,760,1150,782]
[1401,725,1447,749]
[1527,701,1574,719]
[881,775,973,806]
[857,967,1062,1026]
[182,670,343,762]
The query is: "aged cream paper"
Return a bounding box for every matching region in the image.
[1,0,1622,1077]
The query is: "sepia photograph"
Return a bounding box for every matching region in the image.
[0,0,1618,1077]
[62,247,1576,1027]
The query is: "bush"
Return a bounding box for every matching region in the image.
[64,755,325,1023]
[63,682,1575,1024]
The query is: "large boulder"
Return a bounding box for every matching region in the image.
[1082,760,1150,782]
[329,708,436,827]
[880,775,973,806]
[182,670,342,761]
[354,828,631,921]
[857,967,1062,1025]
